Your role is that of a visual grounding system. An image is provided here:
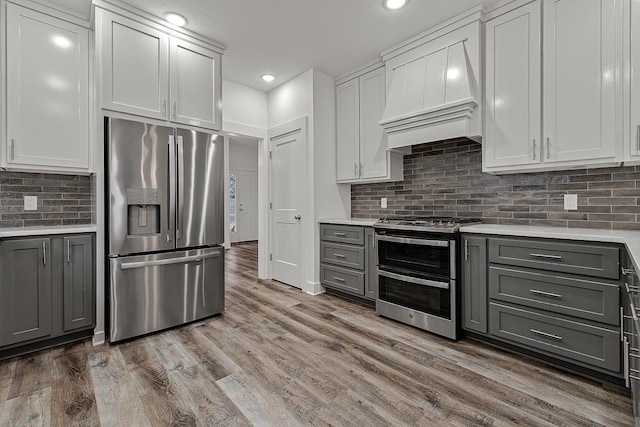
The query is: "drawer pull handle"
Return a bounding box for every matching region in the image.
[530,289,562,299]
[333,232,347,237]
[333,253,346,258]
[530,329,563,341]
[529,253,563,260]
[333,277,345,282]
[626,283,640,321]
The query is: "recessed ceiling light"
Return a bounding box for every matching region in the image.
[384,0,408,10]
[164,12,187,27]
[261,74,275,82]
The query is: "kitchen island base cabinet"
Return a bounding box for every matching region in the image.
[0,234,95,358]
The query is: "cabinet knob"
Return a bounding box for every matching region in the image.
[294,215,301,220]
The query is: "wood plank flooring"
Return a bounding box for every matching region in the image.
[0,240,634,426]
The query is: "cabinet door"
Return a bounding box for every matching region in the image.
[170,38,221,130]
[336,79,360,182]
[630,0,640,161]
[542,0,621,164]
[365,228,378,300]
[5,4,90,171]
[484,2,541,170]
[62,235,94,332]
[0,238,52,347]
[462,236,487,334]
[359,68,388,180]
[99,9,169,120]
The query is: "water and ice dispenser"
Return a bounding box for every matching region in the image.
[126,188,161,236]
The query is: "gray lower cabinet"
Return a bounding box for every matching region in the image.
[489,302,620,372]
[0,233,95,352]
[365,228,377,299]
[63,235,94,332]
[462,233,623,379]
[320,223,375,301]
[462,236,487,334]
[0,237,53,347]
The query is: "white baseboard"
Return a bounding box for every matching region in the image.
[304,281,325,295]
[92,330,106,346]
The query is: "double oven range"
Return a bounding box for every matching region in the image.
[374,217,480,340]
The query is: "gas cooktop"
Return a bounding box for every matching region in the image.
[374,216,482,233]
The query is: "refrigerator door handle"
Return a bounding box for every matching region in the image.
[168,135,176,242]
[176,135,185,241]
[120,251,221,270]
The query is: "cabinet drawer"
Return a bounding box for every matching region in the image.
[489,238,619,279]
[489,266,620,325]
[321,242,365,270]
[321,263,364,295]
[320,224,364,245]
[489,302,620,373]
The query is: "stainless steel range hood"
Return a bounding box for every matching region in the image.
[379,7,483,150]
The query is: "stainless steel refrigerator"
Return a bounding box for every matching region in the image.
[106,118,224,343]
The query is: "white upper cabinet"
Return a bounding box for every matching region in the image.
[99,10,169,120]
[484,0,623,173]
[336,78,359,182]
[629,0,640,163]
[542,0,621,165]
[98,8,222,131]
[335,65,402,184]
[170,38,221,130]
[484,1,541,170]
[359,68,390,180]
[4,3,91,172]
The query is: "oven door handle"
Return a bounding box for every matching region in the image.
[376,235,449,247]
[378,269,450,290]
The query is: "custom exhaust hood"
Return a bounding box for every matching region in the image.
[380,7,483,150]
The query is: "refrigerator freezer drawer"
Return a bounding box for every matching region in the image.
[109,247,224,342]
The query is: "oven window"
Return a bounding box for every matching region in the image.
[378,241,450,277]
[379,275,451,319]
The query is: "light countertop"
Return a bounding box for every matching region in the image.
[319,218,377,227]
[0,225,98,238]
[461,223,640,273]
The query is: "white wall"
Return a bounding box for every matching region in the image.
[230,139,259,171]
[310,70,351,286]
[268,70,314,127]
[267,69,349,294]
[222,79,268,138]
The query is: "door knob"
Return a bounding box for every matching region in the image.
[294,215,301,220]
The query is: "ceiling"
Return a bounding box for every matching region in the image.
[115,0,497,92]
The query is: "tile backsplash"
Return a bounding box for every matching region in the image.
[0,171,93,227]
[351,139,640,230]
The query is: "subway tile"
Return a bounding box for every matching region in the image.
[588,197,636,205]
[588,213,636,222]
[548,212,589,221]
[0,219,23,227]
[513,212,548,219]
[568,221,612,229]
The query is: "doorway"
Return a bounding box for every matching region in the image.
[229,137,259,243]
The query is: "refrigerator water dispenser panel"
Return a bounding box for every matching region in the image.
[126,188,161,236]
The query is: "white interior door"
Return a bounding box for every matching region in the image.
[230,170,258,243]
[270,127,304,288]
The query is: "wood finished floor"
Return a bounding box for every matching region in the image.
[0,240,634,426]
